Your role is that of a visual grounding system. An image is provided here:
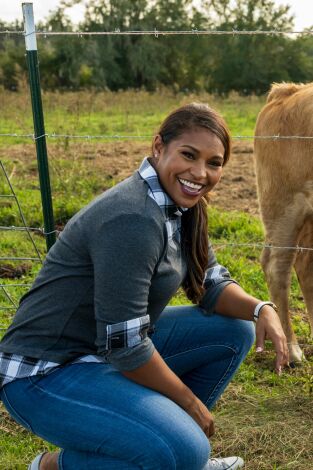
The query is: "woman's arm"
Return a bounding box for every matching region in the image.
[122,349,215,438]
[214,282,261,320]
[214,283,289,373]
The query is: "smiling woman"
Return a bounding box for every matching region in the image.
[152,129,224,206]
[0,103,288,470]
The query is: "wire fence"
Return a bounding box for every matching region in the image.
[0,160,42,320]
[0,161,42,261]
[1,23,313,354]
[1,28,313,36]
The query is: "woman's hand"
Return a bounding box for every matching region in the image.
[255,306,289,374]
[214,284,289,374]
[122,350,215,438]
[183,396,215,438]
[122,349,215,439]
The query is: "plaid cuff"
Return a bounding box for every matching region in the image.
[105,314,151,350]
[204,264,232,286]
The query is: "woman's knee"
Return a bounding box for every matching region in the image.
[142,422,210,470]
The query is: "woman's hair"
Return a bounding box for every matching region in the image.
[155,102,231,303]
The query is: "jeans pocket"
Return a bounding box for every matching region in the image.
[1,385,33,432]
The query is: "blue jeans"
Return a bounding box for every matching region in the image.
[1,306,255,470]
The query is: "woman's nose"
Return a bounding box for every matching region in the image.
[190,162,207,180]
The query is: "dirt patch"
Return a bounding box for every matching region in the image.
[0,264,31,279]
[211,142,258,215]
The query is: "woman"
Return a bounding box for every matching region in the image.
[0,103,288,470]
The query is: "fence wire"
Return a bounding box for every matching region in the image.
[1,226,313,253]
[0,160,42,316]
[1,28,313,36]
[0,161,42,262]
[1,132,313,141]
[0,225,59,235]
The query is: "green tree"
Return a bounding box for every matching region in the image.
[293,31,313,82]
[0,21,25,91]
[146,0,213,91]
[82,0,158,90]
[37,8,88,89]
[200,0,303,95]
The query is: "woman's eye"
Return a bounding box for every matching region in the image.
[182,151,194,159]
[208,160,223,167]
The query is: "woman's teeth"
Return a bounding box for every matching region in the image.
[178,178,203,191]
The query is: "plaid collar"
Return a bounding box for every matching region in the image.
[138,157,188,218]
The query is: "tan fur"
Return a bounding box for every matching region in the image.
[254,82,313,363]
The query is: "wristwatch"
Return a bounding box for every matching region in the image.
[253,301,278,322]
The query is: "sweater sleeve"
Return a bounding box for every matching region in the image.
[87,212,164,371]
[199,241,239,314]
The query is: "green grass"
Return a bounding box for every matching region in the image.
[0,88,265,146]
[0,90,312,469]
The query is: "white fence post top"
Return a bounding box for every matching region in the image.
[22,3,37,51]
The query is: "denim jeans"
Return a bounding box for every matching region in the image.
[1,306,255,470]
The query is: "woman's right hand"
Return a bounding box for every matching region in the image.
[121,350,215,438]
[183,396,215,438]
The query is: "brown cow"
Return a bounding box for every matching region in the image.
[254,82,313,364]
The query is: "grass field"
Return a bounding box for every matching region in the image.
[0,88,264,146]
[0,89,312,469]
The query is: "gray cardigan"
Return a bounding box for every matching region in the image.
[0,171,235,371]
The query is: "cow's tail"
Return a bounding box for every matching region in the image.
[267,82,303,103]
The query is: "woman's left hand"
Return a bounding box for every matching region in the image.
[255,306,289,374]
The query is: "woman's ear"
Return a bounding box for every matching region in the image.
[152,134,164,158]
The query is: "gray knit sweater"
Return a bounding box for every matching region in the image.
[0,168,235,371]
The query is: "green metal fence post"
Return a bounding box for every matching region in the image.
[22,2,56,251]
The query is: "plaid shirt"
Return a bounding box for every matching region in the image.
[138,157,188,247]
[0,157,186,389]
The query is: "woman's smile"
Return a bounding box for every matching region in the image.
[178,177,205,195]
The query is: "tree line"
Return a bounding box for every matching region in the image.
[1,0,312,95]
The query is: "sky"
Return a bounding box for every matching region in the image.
[1,0,313,30]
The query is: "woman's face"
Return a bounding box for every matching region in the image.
[152,128,225,208]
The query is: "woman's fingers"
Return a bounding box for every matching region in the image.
[255,325,265,353]
[186,397,215,438]
[274,338,285,374]
[256,306,289,374]
[208,419,215,437]
[269,321,289,373]
[203,418,215,438]
[274,334,289,373]
[202,407,215,438]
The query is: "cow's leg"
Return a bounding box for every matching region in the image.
[261,204,307,363]
[261,243,303,363]
[294,218,313,343]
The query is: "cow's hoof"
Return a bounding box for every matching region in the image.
[289,344,305,364]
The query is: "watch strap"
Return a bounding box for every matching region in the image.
[253,301,277,322]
